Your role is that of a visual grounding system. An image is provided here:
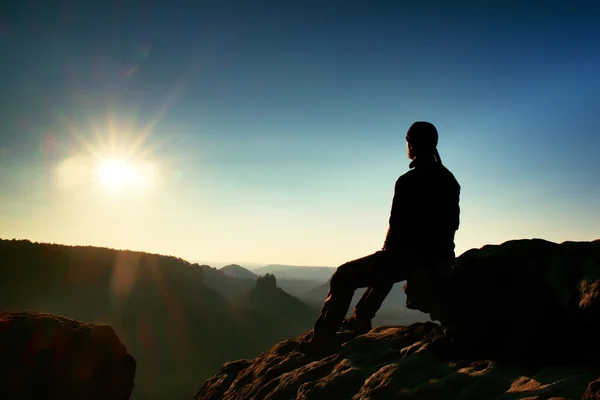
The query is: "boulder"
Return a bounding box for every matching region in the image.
[404,239,600,360]
[584,378,600,400]
[0,311,136,400]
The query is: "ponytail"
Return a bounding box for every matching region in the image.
[433,148,443,165]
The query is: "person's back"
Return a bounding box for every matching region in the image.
[384,152,460,264]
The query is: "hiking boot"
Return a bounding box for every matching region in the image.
[341,317,372,335]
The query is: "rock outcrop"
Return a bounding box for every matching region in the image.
[256,273,278,290]
[194,322,600,399]
[194,239,600,400]
[405,239,600,360]
[585,378,600,399]
[0,311,136,400]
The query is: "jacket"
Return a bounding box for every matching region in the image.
[383,155,461,264]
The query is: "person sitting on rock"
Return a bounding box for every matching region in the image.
[310,121,461,349]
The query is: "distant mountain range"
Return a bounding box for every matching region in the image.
[196,260,336,280]
[220,264,258,279]
[251,265,335,282]
[190,260,267,269]
[218,264,327,298]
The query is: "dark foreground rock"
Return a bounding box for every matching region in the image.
[584,378,600,399]
[405,239,600,361]
[0,311,136,400]
[195,239,600,400]
[194,323,600,400]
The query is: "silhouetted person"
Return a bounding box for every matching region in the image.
[310,121,460,349]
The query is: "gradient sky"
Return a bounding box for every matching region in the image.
[1,0,599,266]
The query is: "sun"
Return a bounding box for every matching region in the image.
[97,159,133,190]
[51,110,167,194]
[95,157,154,192]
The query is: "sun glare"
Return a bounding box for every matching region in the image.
[96,158,153,191]
[52,112,166,194]
[98,159,131,189]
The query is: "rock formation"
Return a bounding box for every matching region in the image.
[194,239,600,400]
[585,378,600,399]
[405,239,600,361]
[195,322,600,399]
[256,273,278,290]
[0,311,136,400]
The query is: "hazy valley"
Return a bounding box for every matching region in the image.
[0,238,424,399]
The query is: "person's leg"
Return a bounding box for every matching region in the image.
[346,251,408,328]
[352,283,395,320]
[313,251,394,339]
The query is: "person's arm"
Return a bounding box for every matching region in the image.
[382,177,404,251]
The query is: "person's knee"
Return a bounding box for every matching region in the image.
[330,262,353,289]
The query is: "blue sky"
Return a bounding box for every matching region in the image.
[0,1,599,266]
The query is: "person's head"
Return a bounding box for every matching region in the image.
[405,121,438,160]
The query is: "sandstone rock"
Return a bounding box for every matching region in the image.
[404,239,600,360]
[256,273,278,290]
[0,311,136,400]
[584,378,600,400]
[194,323,600,400]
